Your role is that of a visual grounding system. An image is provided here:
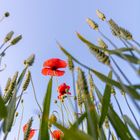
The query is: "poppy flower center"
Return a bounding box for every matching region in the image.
[51,66,57,70]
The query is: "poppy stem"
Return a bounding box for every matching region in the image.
[62,103,72,125]
[30,74,43,113]
[17,102,24,140]
[60,101,64,126]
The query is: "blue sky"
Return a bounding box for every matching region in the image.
[0,0,140,139]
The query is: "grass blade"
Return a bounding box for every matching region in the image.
[39,77,53,140]
[99,71,112,127]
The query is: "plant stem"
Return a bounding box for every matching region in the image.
[71,70,78,119]
[132,39,140,48]
[110,57,133,84]
[124,95,140,129]
[30,75,43,113]
[17,103,24,140]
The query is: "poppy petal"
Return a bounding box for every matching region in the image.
[28,129,35,139]
[42,68,65,76]
[43,58,67,68]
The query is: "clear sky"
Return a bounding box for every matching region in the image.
[0,0,140,139]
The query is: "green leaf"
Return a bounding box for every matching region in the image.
[95,86,134,140]
[85,95,99,140]
[17,67,28,91]
[54,122,94,140]
[99,71,112,127]
[3,89,16,133]
[77,32,140,65]
[71,112,87,129]
[115,54,140,64]
[39,77,53,140]
[0,95,7,119]
[123,115,140,138]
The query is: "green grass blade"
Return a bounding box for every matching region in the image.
[95,86,134,140]
[39,77,53,140]
[54,122,94,140]
[17,67,28,91]
[71,112,87,129]
[123,115,140,138]
[3,89,16,133]
[99,71,112,127]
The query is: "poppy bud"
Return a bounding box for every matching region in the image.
[121,90,125,96]
[4,31,14,43]
[10,35,22,45]
[24,54,35,66]
[96,10,106,21]
[111,87,116,95]
[21,99,24,103]
[54,100,57,104]
[15,112,19,117]
[86,18,98,30]
[22,71,31,91]
[104,117,109,129]
[4,12,10,17]
[49,114,57,124]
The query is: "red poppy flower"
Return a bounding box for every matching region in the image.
[42,58,67,76]
[23,124,36,140]
[51,130,64,140]
[57,83,71,99]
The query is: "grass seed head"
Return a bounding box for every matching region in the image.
[4,31,14,43]
[86,18,99,31]
[96,10,106,21]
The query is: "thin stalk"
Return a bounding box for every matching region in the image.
[15,90,24,111]
[132,39,140,48]
[71,70,78,119]
[126,40,140,54]
[17,103,24,140]
[0,43,5,50]
[3,132,8,140]
[63,103,72,125]
[0,45,11,56]
[108,128,111,140]
[0,16,5,23]
[30,75,43,113]
[124,95,140,129]
[120,38,135,57]
[114,95,124,119]
[60,102,64,126]
[110,57,133,84]
[64,101,74,122]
